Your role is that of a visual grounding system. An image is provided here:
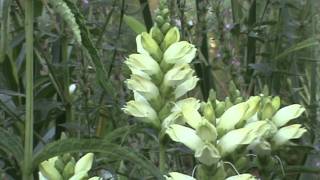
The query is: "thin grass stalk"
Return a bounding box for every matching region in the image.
[0,0,10,63]
[245,0,256,94]
[23,0,34,179]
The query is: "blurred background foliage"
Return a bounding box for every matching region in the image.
[0,0,319,179]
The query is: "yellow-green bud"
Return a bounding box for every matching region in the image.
[161,22,171,33]
[258,100,275,120]
[137,32,163,61]
[215,101,225,118]
[271,96,281,111]
[127,75,159,100]
[161,27,180,50]
[203,101,215,123]
[155,15,165,25]
[225,97,233,110]
[208,89,216,107]
[150,26,164,44]
[62,160,75,179]
[39,160,63,180]
[54,157,65,173]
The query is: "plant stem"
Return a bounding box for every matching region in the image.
[23,0,34,179]
[159,139,166,173]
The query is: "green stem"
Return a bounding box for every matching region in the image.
[159,139,166,173]
[23,0,34,179]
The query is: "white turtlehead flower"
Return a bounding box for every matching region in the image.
[69,171,88,180]
[165,172,196,180]
[244,121,274,138]
[272,124,307,147]
[194,143,221,166]
[226,174,257,180]
[272,104,305,127]
[123,100,159,127]
[163,41,197,64]
[242,96,260,120]
[163,64,194,87]
[127,75,159,100]
[69,83,77,94]
[174,76,199,99]
[196,119,218,143]
[125,54,161,77]
[217,128,255,157]
[172,98,201,129]
[217,102,249,133]
[166,124,205,152]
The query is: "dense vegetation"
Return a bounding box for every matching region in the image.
[0,0,319,179]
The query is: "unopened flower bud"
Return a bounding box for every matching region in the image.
[150,26,164,44]
[62,160,75,179]
[125,54,161,78]
[161,22,171,33]
[271,96,281,111]
[137,32,162,61]
[39,160,63,179]
[74,153,94,173]
[155,15,165,25]
[258,100,275,120]
[203,101,215,123]
[161,27,180,50]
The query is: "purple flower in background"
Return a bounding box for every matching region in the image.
[83,0,89,4]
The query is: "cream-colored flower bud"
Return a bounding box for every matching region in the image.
[244,121,272,138]
[195,143,221,166]
[39,160,63,180]
[226,174,257,180]
[216,102,248,133]
[127,75,159,100]
[166,124,205,152]
[217,128,255,157]
[123,100,159,127]
[74,153,94,173]
[196,119,217,143]
[163,41,197,64]
[272,124,307,147]
[161,22,171,33]
[136,32,162,61]
[161,27,180,50]
[242,96,260,120]
[272,104,305,127]
[126,54,161,77]
[165,172,196,180]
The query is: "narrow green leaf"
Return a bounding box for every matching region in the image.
[0,127,24,168]
[274,36,320,60]
[123,15,147,34]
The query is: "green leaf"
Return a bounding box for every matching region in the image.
[32,138,164,179]
[123,15,147,34]
[274,36,320,60]
[0,127,24,168]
